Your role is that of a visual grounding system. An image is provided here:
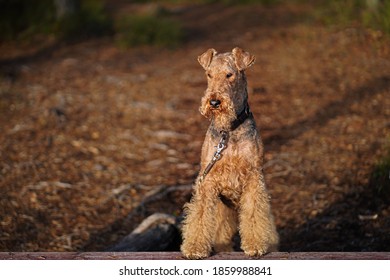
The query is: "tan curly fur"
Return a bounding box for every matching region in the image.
[181,47,279,259]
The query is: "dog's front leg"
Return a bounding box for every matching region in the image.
[181,182,218,259]
[238,174,279,257]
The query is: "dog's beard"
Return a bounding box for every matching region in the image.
[199,94,236,132]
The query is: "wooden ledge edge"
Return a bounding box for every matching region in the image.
[1,252,390,260]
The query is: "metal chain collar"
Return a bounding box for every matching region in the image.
[198,131,228,183]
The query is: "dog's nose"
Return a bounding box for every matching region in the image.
[210,99,221,108]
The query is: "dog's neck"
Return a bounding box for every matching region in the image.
[209,102,252,139]
[230,102,252,131]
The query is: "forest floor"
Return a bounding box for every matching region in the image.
[1,1,390,252]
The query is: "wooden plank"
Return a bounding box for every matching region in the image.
[1,252,390,260]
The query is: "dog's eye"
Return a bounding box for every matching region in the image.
[207,73,212,78]
[226,73,233,78]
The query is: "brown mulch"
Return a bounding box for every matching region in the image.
[1,2,389,252]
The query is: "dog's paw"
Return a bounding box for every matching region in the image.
[242,244,268,258]
[183,251,209,260]
[181,243,211,260]
[244,248,266,258]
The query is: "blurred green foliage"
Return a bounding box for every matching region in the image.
[131,0,279,3]
[1,0,389,45]
[56,0,112,40]
[362,1,390,35]
[0,0,55,40]
[0,0,111,41]
[370,142,390,199]
[115,15,183,48]
[202,0,280,4]
[315,0,390,35]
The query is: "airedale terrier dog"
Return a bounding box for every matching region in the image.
[181,47,278,259]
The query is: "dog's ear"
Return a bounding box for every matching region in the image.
[198,48,217,70]
[232,47,255,71]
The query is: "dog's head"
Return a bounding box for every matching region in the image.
[198,47,255,131]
